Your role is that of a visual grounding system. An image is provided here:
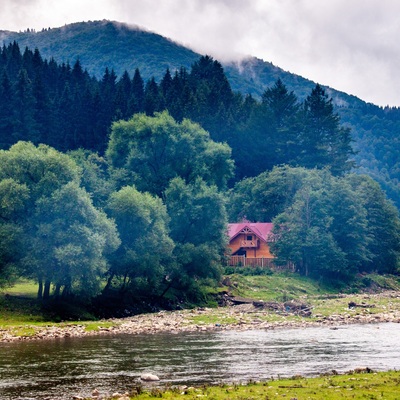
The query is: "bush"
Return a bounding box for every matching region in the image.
[224,266,273,276]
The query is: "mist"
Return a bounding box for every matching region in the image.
[1,0,400,106]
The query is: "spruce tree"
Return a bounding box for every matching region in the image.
[298,84,355,175]
[0,71,15,148]
[12,69,38,143]
[130,68,145,114]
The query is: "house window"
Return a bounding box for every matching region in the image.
[247,235,252,241]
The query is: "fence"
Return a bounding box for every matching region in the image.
[228,255,275,268]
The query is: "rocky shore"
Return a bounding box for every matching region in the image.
[1,291,400,342]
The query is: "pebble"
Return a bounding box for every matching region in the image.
[1,291,399,343]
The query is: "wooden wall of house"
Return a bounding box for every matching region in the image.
[256,240,274,258]
[228,234,274,258]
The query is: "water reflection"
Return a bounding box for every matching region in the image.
[0,323,399,399]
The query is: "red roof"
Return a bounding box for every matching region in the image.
[228,222,274,243]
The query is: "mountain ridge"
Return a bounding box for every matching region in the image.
[0,20,360,106]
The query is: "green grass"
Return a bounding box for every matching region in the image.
[224,272,333,302]
[0,294,46,326]
[2,278,38,298]
[189,313,238,326]
[109,371,400,400]
[83,321,118,332]
[1,273,400,334]
[0,279,51,328]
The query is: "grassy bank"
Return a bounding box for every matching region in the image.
[222,271,400,301]
[102,370,400,400]
[1,273,400,337]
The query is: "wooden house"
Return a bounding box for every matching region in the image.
[227,222,275,267]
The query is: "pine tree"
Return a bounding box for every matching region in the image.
[7,42,23,78]
[115,70,132,120]
[0,70,14,148]
[12,69,38,143]
[55,82,74,150]
[32,72,51,144]
[144,77,161,116]
[298,84,355,175]
[261,79,300,164]
[160,68,173,107]
[188,55,235,141]
[129,68,144,114]
[167,67,192,122]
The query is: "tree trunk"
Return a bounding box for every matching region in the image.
[43,280,51,299]
[159,278,175,300]
[62,284,71,298]
[54,283,61,297]
[103,271,115,293]
[120,272,129,294]
[37,278,43,300]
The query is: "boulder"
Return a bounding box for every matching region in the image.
[140,373,160,381]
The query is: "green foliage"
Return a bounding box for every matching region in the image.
[0,25,398,309]
[0,142,120,299]
[0,141,81,199]
[166,177,227,280]
[230,166,400,282]
[68,149,116,208]
[107,111,234,197]
[227,166,309,222]
[299,84,355,175]
[30,182,120,298]
[106,185,173,296]
[0,178,30,220]
[346,174,400,274]
[224,266,273,276]
[0,223,23,286]
[1,22,398,207]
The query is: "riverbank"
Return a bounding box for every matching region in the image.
[88,370,400,400]
[1,290,400,342]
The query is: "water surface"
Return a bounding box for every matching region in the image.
[0,323,399,399]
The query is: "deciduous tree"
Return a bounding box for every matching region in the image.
[106,111,234,197]
[106,185,173,297]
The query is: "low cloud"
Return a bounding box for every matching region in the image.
[1,0,400,105]
[113,0,400,105]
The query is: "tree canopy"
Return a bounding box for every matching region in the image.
[228,166,400,282]
[106,111,234,197]
[0,142,120,297]
[0,42,398,311]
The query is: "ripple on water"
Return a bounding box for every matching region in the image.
[0,323,399,399]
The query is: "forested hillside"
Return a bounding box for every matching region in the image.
[0,43,354,178]
[0,21,200,83]
[0,39,399,311]
[1,20,398,208]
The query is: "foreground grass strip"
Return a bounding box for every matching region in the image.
[102,371,400,400]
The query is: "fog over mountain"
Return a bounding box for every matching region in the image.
[1,0,400,106]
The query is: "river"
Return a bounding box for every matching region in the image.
[0,322,399,399]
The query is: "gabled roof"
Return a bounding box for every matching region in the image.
[228,222,274,243]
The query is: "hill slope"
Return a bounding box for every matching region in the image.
[0,20,398,208]
[0,20,200,82]
[0,20,356,102]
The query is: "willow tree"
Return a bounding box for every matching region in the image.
[0,141,120,298]
[106,111,234,198]
[106,185,173,298]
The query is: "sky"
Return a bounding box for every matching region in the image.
[1,0,400,107]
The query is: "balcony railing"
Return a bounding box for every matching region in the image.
[228,255,274,268]
[227,256,294,271]
[240,239,258,248]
